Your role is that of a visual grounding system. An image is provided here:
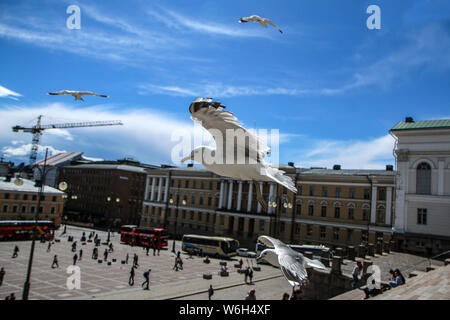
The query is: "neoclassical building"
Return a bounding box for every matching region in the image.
[391,118,450,256]
[140,164,395,248]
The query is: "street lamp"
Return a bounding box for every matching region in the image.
[106,196,120,242]
[267,190,292,238]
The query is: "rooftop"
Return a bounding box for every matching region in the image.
[300,168,396,176]
[391,119,450,131]
[63,164,149,174]
[0,177,64,195]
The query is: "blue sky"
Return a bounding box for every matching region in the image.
[0,0,449,169]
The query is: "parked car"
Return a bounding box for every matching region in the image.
[236,248,257,258]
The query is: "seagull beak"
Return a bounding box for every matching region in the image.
[180,155,192,163]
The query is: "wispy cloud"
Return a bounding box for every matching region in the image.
[0,85,21,100]
[293,135,395,169]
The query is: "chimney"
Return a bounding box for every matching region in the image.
[333,164,341,170]
[405,117,414,123]
[386,165,394,171]
[187,163,193,168]
[288,162,295,167]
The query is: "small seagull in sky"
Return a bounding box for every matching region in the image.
[47,90,109,101]
[239,15,283,34]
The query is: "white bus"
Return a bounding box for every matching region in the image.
[182,234,239,259]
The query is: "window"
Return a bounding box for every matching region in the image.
[349,188,355,199]
[334,207,340,219]
[362,205,370,221]
[322,186,328,197]
[297,186,302,195]
[321,206,327,217]
[416,162,431,195]
[309,186,315,196]
[295,202,302,215]
[220,215,225,225]
[199,193,204,205]
[336,188,341,198]
[52,196,57,202]
[207,194,212,206]
[51,207,55,214]
[347,229,354,242]
[190,211,194,220]
[295,223,300,234]
[308,203,314,216]
[182,210,186,219]
[4,193,10,199]
[2,205,7,213]
[378,189,386,201]
[12,205,17,213]
[364,189,371,200]
[377,206,385,224]
[30,206,35,213]
[417,208,427,225]
[21,205,26,213]
[198,212,202,221]
[24,194,28,200]
[348,207,354,220]
[191,192,195,205]
[279,222,285,233]
[333,228,339,240]
[307,225,312,236]
[320,226,326,239]
[259,220,265,231]
[193,181,197,189]
[14,194,19,200]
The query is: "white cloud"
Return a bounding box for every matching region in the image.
[2,143,66,159]
[0,85,21,100]
[295,135,395,169]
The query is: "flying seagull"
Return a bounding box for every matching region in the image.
[256,235,327,286]
[47,90,109,101]
[181,97,296,211]
[239,15,283,34]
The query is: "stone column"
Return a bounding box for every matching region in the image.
[247,182,253,212]
[257,183,263,213]
[331,256,342,274]
[163,177,169,203]
[347,246,356,261]
[150,177,156,201]
[438,159,445,196]
[144,175,150,201]
[370,185,377,224]
[157,177,163,202]
[335,247,344,258]
[368,243,375,256]
[227,181,234,210]
[386,187,392,225]
[357,244,366,259]
[218,180,225,208]
[236,181,243,211]
[383,241,391,254]
[376,241,383,255]
[268,184,275,214]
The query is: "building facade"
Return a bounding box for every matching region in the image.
[58,163,149,227]
[0,176,65,225]
[140,165,395,249]
[391,118,450,256]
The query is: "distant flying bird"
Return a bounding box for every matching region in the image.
[256,235,327,287]
[239,15,283,34]
[181,97,296,211]
[47,90,109,101]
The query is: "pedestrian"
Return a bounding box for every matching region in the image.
[133,254,139,268]
[173,257,179,271]
[142,268,151,290]
[208,285,214,300]
[73,253,78,265]
[12,245,19,258]
[178,256,183,270]
[146,246,150,256]
[129,266,135,286]
[249,268,254,284]
[239,258,243,269]
[245,289,256,300]
[79,249,83,261]
[109,243,114,253]
[72,241,77,252]
[352,261,363,288]
[92,248,97,259]
[282,293,290,300]
[9,293,16,300]
[104,249,108,261]
[153,240,156,256]
[125,253,129,264]
[47,242,52,252]
[244,267,249,284]
[290,287,304,300]
[52,255,59,268]
[0,268,5,286]
[157,241,160,256]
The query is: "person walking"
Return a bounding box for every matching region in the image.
[245,289,256,300]
[12,245,19,258]
[125,253,129,264]
[352,261,363,288]
[128,266,135,286]
[79,249,83,261]
[73,253,78,265]
[133,254,139,268]
[244,267,249,284]
[146,245,150,256]
[72,241,77,252]
[142,268,151,290]
[249,268,254,284]
[239,258,243,269]
[173,257,179,271]
[104,249,108,261]
[208,285,214,300]
[9,293,16,300]
[0,268,5,286]
[152,240,156,256]
[47,242,52,252]
[109,243,114,253]
[52,255,59,268]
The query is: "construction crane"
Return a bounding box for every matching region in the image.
[12,115,123,165]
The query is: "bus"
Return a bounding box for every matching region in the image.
[255,242,331,263]
[120,225,168,249]
[182,234,239,259]
[0,220,56,241]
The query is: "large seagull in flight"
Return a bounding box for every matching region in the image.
[47,90,109,101]
[239,15,283,34]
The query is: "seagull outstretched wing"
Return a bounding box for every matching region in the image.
[189,97,269,163]
[77,91,109,98]
[264,19,283,33]
[278,253,308,286]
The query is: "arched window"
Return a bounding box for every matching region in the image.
[376,205,385,224]
[416,162,431,195]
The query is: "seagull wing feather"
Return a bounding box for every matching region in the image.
[278,253,308,286]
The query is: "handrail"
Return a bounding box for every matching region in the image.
[402,249,450,274]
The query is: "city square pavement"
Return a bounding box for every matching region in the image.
[0,225,290,300]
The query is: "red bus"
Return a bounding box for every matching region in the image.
[0,220,56,241]
[120,225,168,249]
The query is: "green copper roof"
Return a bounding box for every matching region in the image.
[391,119,450,131]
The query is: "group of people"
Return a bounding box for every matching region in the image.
[282,286,304,300]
